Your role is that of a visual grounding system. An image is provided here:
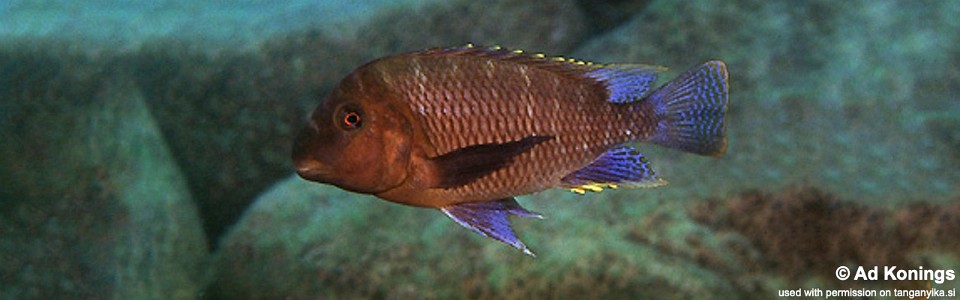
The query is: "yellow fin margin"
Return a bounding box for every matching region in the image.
[566,180,666,195]
[567,183,619,195]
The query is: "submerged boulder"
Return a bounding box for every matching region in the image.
[356,0,590,55]
[0,47,208,299]
[209,176,739,299]
[689,187,960,293]
[572,0,960,203]
[128,0,594,246]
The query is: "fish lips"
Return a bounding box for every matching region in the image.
[292,125,336,183]
[295,162,334,183]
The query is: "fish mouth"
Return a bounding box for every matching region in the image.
[295,160,334,181]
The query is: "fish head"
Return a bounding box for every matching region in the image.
[292,73,412,194]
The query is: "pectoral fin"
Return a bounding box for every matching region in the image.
[440,198,543,256]
[429,135,553,188]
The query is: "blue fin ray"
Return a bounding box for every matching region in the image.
[440,198,543,256]
[561,145,666,194]
[586,65,666,103]
[419,44,665,104]
[647,61,729,156]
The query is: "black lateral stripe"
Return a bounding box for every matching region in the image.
[431,135,553,189]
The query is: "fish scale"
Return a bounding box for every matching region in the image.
[381,55,643,201]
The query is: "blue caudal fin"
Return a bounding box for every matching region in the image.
[646,61,729,156]
[440,198,543,256]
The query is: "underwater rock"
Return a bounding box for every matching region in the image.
[0,0,415,52]
[0,47,207,299]
[571,0,960,203]
[574,0,653,34]
[209,176,742,299]
[356,0,590,55]
[130,0,592,246]
[258,30,378,112]
[688,187,960,292]
[924,113,960,168]
[260,0,593,109]
[575,0,960,93]
[130,41,304,247]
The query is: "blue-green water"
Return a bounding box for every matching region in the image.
[1,1,958,299]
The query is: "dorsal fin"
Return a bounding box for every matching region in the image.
[415,44,667,102]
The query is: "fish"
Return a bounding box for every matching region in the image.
[293,44,729,256]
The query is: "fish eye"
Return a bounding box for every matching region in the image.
[335,104,364,130]
[343,112,361,128]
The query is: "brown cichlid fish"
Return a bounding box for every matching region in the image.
[293,44,729,256]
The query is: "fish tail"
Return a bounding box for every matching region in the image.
[645,61,729,156]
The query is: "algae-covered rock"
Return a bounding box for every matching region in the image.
[209,176,740,299]
[4,1,958,299]
[0,0,417,52]
[575,0,653,33]
[356,0,590,56]
[0,48,207,299]
[259,0,594,114]
[130,42,304,247]
[208,2,960,297]
[571,0,960,203]
[127,0,593,245]
[688,187,960,294]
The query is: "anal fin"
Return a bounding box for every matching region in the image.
[440,198,543,256]
[561,145,666,194]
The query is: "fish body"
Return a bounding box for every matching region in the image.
[293,45,729,256]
